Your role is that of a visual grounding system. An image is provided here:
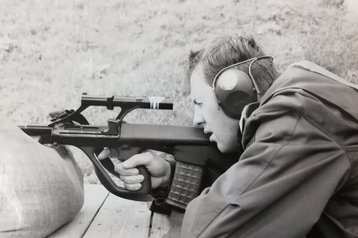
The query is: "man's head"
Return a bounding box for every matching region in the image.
[187,35,279,153]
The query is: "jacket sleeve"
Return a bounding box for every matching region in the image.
[181,112,350,238]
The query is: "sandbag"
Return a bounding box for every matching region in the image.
[0,116,84,238]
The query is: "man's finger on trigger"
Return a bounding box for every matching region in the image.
[122,153,151,169]
[114,162,139,175]
[98,147,110,160]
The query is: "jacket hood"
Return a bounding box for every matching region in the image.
[261,61,358,122]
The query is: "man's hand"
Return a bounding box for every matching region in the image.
[101,150,172,191]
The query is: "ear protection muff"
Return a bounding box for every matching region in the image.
[213,68,257,119]
[212,56,272,119]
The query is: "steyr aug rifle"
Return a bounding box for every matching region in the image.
[19,94,236,209]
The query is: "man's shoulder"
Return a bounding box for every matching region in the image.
[249,61,358,148]
[260,60,358,119]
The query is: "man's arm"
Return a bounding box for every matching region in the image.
[0,116,84,238]
[181,112,349,238]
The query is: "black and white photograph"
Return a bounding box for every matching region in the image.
[0,0,358,237]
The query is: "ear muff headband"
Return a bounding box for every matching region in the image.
[212,56,273,118]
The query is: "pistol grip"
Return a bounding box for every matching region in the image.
[109,147,151,194]
[82,146,152,201]
[136,166,151,194]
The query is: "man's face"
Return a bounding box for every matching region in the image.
[190,63,241,153]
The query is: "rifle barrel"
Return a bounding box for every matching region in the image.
[19,125,52,136]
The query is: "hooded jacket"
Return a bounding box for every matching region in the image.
[181,61,358,238]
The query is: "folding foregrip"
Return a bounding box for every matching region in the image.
[165,161,204,210]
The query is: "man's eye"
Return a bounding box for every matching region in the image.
[193,99,203,105]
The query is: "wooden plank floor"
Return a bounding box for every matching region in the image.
[48,185,172,238]
[84,192,151,238]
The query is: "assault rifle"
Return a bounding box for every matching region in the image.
[20,94,236,209]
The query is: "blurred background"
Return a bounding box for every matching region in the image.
[1,0,357,183]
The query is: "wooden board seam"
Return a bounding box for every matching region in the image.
[81,192,110,237]
[147,212,154,238]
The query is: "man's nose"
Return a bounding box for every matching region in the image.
[193,108,204,126]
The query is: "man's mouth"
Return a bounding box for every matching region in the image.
[203,128,212,134]
[208,133,215,142]
[204,130,213,136]
[203,129,214,141]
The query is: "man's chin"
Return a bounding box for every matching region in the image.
[216,143,227,153]
[217,143,239,154]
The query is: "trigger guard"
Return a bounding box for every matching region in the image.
[99,157,120,177]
